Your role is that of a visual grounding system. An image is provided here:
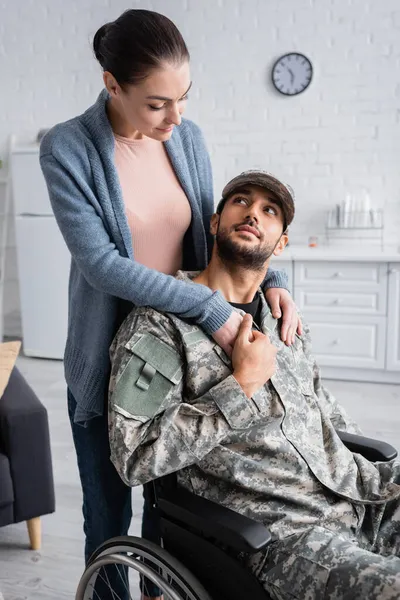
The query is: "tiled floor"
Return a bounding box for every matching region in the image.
[0,355,399,599]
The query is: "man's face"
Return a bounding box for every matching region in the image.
[211,185,288,271]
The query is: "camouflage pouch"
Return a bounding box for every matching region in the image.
[112,333,183,420]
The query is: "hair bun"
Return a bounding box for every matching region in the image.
[91,10,189,85]
[93,22,111,65]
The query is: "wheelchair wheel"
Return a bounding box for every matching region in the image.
[75,535,212,600]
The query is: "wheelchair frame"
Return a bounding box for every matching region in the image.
[151,431,398,600]
[77,431,397,600]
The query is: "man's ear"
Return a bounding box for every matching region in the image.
[273,233,289,257]
[210,213,220,236]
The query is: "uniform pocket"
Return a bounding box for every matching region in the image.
[261,552,330,599]
[112,333,183,420]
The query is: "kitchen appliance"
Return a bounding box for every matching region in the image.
[11,139,70,359]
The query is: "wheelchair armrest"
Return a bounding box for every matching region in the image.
[337,430,398,462]
[158,488,272,554]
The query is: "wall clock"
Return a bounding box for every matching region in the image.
[271,53,313,96]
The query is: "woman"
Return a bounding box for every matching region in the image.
[40,9,300,600]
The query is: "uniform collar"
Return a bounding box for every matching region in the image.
[175,270,279,336]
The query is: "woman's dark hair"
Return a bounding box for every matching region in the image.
[93,9,190,87]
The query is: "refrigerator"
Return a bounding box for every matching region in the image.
[11,143,70,359]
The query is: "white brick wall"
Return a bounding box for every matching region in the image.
[1,0,399,336]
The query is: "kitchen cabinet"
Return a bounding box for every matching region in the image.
[295,289,385,316]
[271,249,400,384]
[295,260,387,371]
[294,261,387,316]
[302,313,386,369]
[386,264,400,371]
[295,261,385,288]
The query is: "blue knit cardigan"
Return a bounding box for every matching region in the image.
[40,90,287,423]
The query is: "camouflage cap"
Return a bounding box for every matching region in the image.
[218,170,295,230]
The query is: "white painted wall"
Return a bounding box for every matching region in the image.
[1,0,399,336]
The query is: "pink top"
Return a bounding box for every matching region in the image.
[114,134,192,275]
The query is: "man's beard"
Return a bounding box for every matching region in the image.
[216,225,279,272]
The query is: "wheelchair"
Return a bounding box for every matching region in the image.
[75,431,398,600]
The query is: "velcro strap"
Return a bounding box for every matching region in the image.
[136,362,156,391]
[126,333,183,384]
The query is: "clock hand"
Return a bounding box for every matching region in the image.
[288,68,295,84]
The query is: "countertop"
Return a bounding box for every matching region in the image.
[272,245,400,263]
[11,143,40,154]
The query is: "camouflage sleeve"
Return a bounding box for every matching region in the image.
[108,313,259,487]
[301,319,363,435]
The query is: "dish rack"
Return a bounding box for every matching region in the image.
[325,209,384,249]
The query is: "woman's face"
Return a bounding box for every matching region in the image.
[104,61,191,141]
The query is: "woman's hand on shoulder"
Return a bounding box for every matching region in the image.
[264,288,303,346]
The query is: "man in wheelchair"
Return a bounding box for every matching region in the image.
[108,170,400,599]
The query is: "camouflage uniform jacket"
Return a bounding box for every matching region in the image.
[108,271,400,541]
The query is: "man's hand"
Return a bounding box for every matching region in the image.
[264,288,303,346]
[232,314,277,398]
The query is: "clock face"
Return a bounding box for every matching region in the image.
[272,53,313,96]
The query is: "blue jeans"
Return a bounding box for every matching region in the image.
[68,390,161,598]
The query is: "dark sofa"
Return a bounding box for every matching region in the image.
[0,366,55,549]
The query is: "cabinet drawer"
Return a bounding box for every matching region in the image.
[295,290,386,315]
[304,314,386,369]
[295,261,386,289]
